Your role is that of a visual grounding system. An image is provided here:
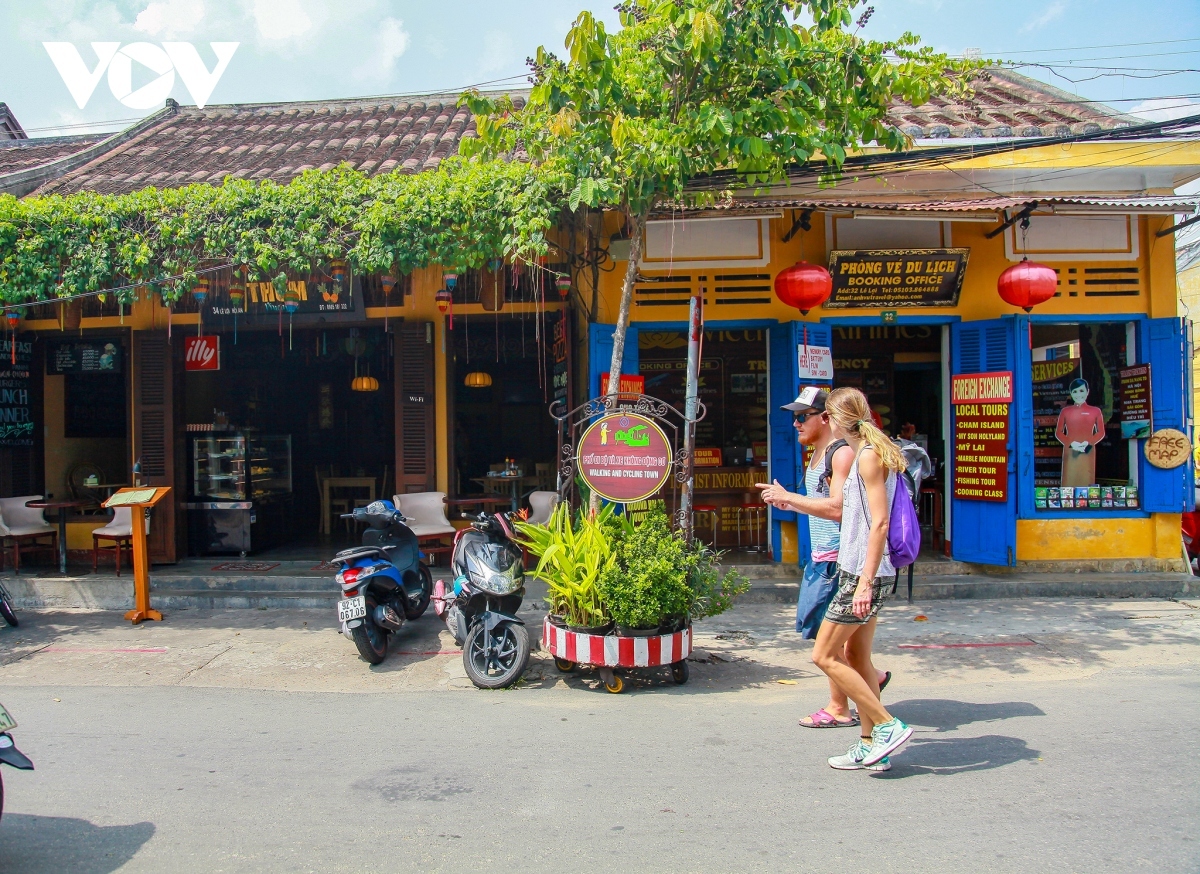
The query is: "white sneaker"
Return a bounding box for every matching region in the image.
[828,740,891,771]
[863,718,913,765]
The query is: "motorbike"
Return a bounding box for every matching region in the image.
[0,701,34,822]
[0,580,17,627]
[432,510,530,689]
[333,500,432,665]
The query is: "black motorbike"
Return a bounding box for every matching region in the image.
[0,580,16,627]
[333,500,432,665]
[0,701,33,822]
[432,510,529,689]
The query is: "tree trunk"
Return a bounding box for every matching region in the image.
[605,210,644,398]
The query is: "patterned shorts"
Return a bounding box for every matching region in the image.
[823,569,890,625]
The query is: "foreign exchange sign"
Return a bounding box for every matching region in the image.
[952,371,1011,503]
[578,412,673,503]
[825,249,970,308]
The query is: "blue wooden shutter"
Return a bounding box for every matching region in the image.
[767,320,832,561]
[1140,317,1192,512]
[588,323,638,399]
[950,318,1018,565]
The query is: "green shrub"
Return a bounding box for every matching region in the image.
[514,503,619,627]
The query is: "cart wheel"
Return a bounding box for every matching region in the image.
[553,657,576,673]
[603,673,625,694]
[671,660,689,685]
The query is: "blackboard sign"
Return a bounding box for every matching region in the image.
[65,371,126,438]
[825,249,969,308]
[48,340,122,374]
[0,338,34,447]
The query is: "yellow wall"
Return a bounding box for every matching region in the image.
[1016,515,1183,561]
[41,373,127,502]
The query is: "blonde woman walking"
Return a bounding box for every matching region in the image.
[813,387,912,771]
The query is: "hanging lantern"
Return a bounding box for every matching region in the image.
[351,375,380,392]
[487,259,502,273]
[435,288,452,314]
[229,269,246,309]
[380,274,396,296]
[283,286,300,315]
[774,261,833,315]
[997,258,1058,312]
[191,275,209,304]
[442,270,458,290]
[463,371,492,388]
[330,260,347,284]
[5,307,21,331]
[555,274,571,299]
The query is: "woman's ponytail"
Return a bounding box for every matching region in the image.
[825,387,907,473]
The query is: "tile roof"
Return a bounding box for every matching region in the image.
[36,92,525,196]
[0,103,27,140]
[0,133,109,174]
[15,70,1138,198]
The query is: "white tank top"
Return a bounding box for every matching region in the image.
[837,447,897,580]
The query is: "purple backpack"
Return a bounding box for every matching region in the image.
[887,471,921,568]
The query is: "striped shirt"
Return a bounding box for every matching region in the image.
[804,446,842,562]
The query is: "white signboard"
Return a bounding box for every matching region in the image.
[797,344,833,381]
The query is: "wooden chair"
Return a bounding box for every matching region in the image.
[0,495,58,573]
[91,507,148,576]
[534,463,555,491]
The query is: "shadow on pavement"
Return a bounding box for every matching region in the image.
[0,814,154,873]
[890,698,1046,732]
[876,734,1041,777]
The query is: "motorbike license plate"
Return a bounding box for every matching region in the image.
[338,595,367,623]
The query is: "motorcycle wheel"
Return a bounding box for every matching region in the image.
[350,599,389,665]
[463,621,530,689]
[0,598,17,628]
[404,564,432,620]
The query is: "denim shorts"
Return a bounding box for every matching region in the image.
[796,560,839,639]
[824,569,890,625]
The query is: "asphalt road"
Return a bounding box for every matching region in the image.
[0,597,1197,873]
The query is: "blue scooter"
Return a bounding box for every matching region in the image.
[333,500,432,665]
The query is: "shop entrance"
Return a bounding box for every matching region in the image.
[183,326,394,555]
[449,314,560,507]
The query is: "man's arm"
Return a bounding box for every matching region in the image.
[756,444,853,520]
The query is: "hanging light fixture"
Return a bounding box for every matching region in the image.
[997,258,1058,312]
[774,261,833,315]
[463,371,492,388]
[351,375,380,392]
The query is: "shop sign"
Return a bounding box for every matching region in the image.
[577,412,672,503]
[1145,428,1189,470]
[825,249,970,308]
[210,274,365,325]
[0,339,34,447]
[47,340,121,374]
[184,336,220,371]
[552,310,571,404]
[1118,364,1152,439]
[952,370,1011,502]
[599,373,645,395]
[797,344,832,381]
[694,448,723,468]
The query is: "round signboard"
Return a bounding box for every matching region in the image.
[577,413,673,504]
[1145,428,1190,470]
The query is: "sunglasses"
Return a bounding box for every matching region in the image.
[793,411,823,422]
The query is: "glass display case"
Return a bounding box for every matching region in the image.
[191,434,292,501]
[186,432,293,555]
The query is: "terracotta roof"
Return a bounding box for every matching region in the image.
[0,103,27,140]
[0,133,110,174]
[35,92,525,196]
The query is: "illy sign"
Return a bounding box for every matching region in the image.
[44,42,238,110]
[184,336,220,372]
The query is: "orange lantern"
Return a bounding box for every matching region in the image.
[774,261,833,315]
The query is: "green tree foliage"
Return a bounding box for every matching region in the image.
[0,158,563,304]
[461,0,978,394]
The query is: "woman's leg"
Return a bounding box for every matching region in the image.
[812,620,892,728]
[844,616,881,735]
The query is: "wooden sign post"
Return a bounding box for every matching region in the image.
[103,487,172,625]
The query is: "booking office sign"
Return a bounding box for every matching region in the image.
[577,413,674,504]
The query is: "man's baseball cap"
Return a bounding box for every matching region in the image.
[781,385,829,414]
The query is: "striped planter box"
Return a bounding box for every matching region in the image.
[542,618,691,668]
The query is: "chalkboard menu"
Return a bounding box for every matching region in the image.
[65,371,126,438]
[825,249,969,308]
[48,340,122,374]
[0,338,34,447]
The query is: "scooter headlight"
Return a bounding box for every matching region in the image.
[477,560,522,595]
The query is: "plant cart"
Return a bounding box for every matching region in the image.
[542,618,692,693]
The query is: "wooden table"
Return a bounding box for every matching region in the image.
[25,499,86,575]
[444,496,510,520]
[321,477,377,535]
[470,476,540,512]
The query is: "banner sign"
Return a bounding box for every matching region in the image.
[48,340,122,374]
[825,249,969,308]
[1118,364,1152,439]
[209,274,365,325]
[693,448,723,468]
[0,338,34,447]
[184,336,220,371]
[952,371,1011,503]
[797,344,833,381]
[577,412,673,503]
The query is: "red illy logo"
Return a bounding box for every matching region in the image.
[185,336,219,371]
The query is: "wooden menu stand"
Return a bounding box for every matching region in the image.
[103,487,172,624]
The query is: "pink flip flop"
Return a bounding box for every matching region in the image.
[799,708,860,729]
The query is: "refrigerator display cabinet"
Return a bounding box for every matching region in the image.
[185,432,293,555]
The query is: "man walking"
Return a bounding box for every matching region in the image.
[758,386,889,729]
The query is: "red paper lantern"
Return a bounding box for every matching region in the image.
[997,259,1058,312]
[774,261,833,315]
